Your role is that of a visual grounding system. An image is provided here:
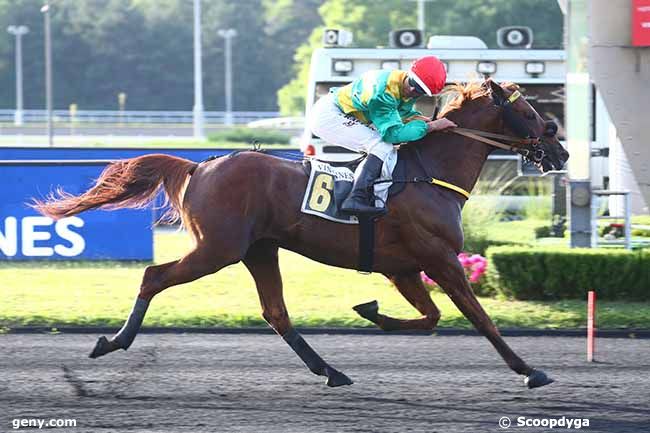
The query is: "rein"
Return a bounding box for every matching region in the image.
[450,127,540,158]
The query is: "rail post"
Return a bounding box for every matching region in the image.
[587,290,596,362]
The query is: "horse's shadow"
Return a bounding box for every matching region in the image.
[62,346,158,398]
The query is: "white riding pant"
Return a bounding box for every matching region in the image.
[309,93,394,161]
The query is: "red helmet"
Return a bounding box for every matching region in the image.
[409,55,447,96]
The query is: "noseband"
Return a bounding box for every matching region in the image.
[449,90,557,165]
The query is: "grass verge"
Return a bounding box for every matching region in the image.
[1,230,649,330]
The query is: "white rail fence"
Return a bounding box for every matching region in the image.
[0,109,281,125]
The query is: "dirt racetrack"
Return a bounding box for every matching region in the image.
[1,333,649,432]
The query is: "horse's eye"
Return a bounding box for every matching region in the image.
[524,111,536,120]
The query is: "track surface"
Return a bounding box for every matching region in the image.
[1,334,649,432]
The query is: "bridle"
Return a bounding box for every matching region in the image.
[446,90,558,165]
[402,88,559,200]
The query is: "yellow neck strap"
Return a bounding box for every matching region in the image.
[507,90,522,104]
[429,178,471,199]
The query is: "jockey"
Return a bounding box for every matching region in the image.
[309,55,457,217]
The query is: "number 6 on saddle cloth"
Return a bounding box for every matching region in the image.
[300,155,405,272]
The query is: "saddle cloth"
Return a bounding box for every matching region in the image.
[300,148,399,224]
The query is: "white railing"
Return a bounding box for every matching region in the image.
[0,109,281,124]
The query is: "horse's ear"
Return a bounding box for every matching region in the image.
[488,80,505,105]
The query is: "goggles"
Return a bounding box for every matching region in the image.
[408,77,426,95]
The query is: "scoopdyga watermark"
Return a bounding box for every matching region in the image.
[499,416,590,429]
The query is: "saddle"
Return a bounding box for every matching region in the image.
[300,148,415,273]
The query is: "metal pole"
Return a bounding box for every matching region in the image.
[7,25,29,126]
[624,192,631,250]
[16,31,24,126]
[218,29,236,126]
[218,29,237,126]
[192,0,205,139]
[41,4,53,147]
[566,0,591,247]
[224,33,232,126]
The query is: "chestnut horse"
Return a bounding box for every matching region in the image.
[34,80,568,389]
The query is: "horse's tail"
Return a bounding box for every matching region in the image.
[32,154,198,224]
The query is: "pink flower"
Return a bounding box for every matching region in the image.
[469,254,483,265]
[420,252,487,287]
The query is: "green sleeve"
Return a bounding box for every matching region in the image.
[367,94,428,143]
[400,102,424,120]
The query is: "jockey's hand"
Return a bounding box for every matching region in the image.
[427,118,457,133]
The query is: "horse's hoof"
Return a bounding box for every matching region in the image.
[353,300,379,322]
[525,369,554,389]
[89,336,114,359]
[325,367,354,387]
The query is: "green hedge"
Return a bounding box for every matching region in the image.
[534,226,551,239]
[486,246,650,301]
[208,127,291,145]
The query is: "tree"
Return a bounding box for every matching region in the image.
[0,0,49,110]
[0,0,321,111]
[262,0,323,111]
[0,0,562,113]
[425,0,562,49]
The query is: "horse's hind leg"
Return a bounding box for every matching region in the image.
[424,247,553,389]
[353,272,441,331]
[89,245,239,358]
[243,240,353,387]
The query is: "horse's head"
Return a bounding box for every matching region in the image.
[487,80,569,173]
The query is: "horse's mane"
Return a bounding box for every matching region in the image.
[438,81,519,118]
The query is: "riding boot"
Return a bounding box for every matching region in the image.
[341,153,386,217]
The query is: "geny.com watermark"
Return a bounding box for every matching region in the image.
[499,416,590,429]
[11,418,77,430]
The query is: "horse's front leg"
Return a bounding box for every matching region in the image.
[422,246,554,389]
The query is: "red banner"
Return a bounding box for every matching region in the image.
[632,0,650,46]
